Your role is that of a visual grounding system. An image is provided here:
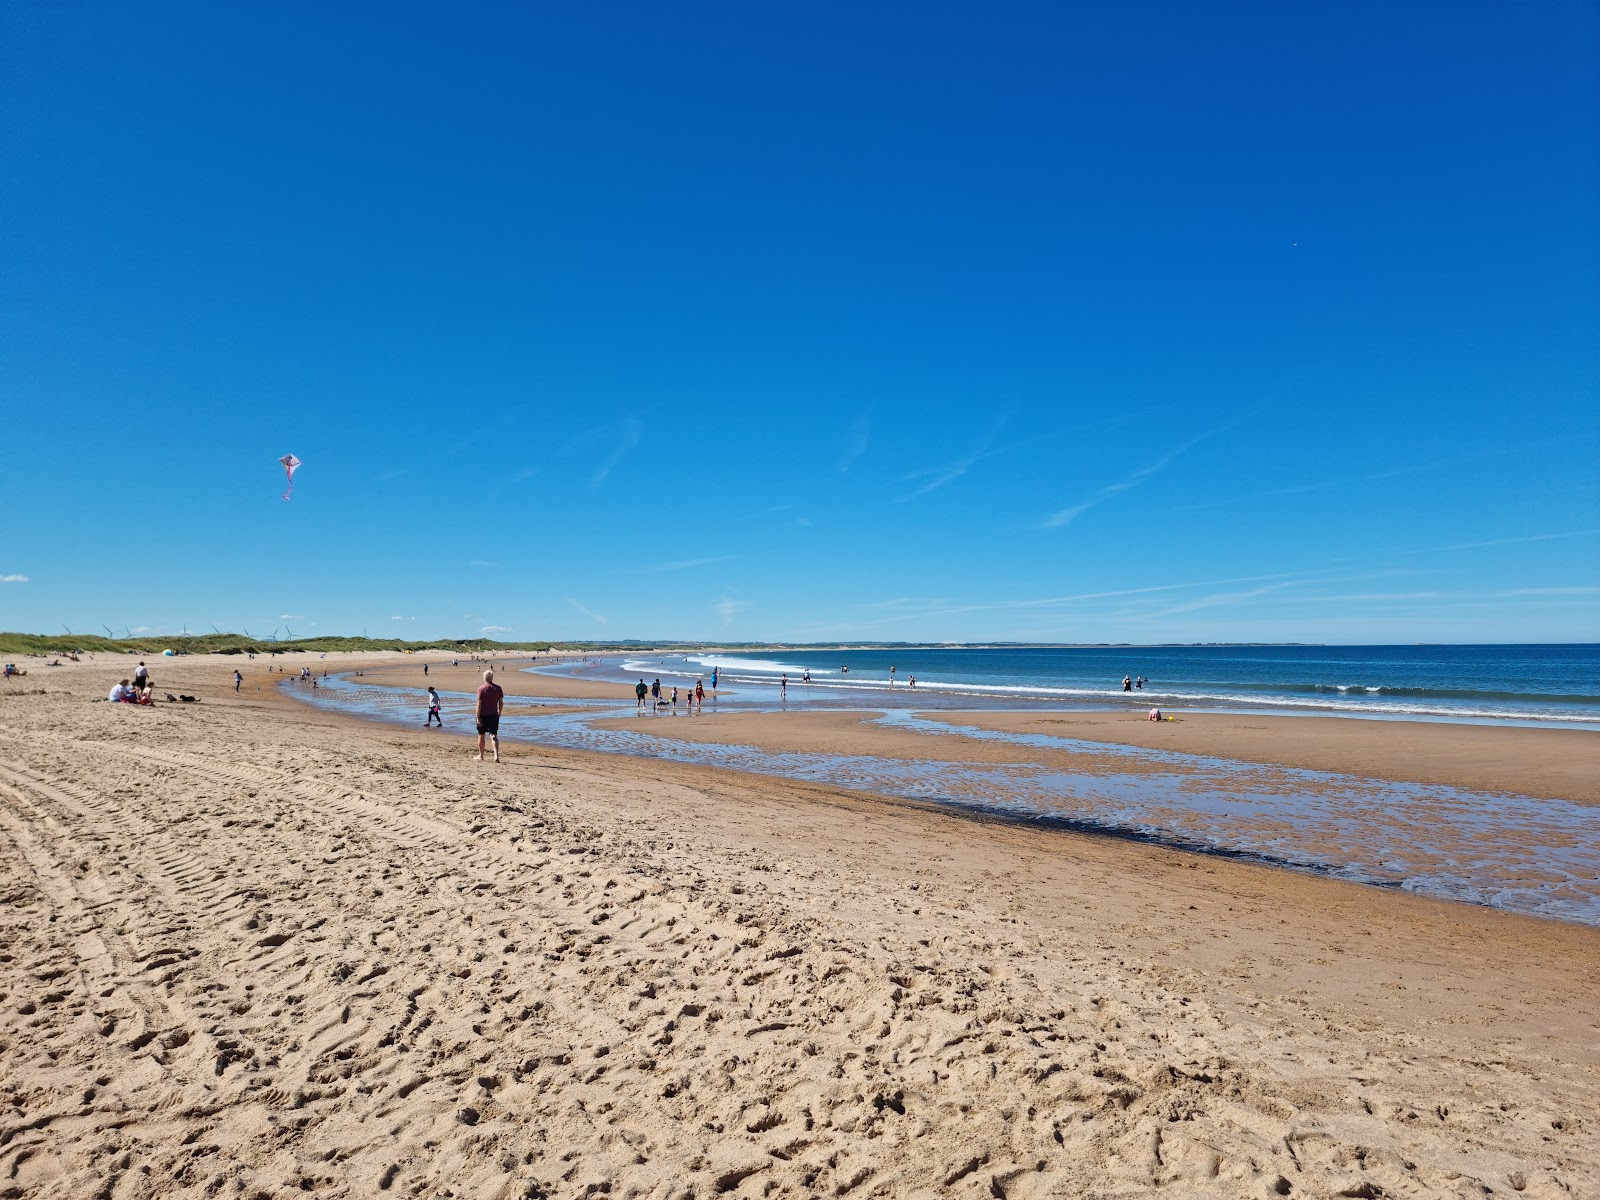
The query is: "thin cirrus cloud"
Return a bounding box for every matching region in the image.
[898,415,1010,502]
[638,555,732,573]
[0,574,27,583]
[481,624,511,634]
[1404,528,1600,555]
[569,599,608,625]
[897,446,1002,502]
[789,572,1299,635]
[714,597,749,625]
[566,418,642,488]
[837,411,871,473]
[1042,426,1225,530]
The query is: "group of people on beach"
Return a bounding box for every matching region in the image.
[109,661,155,704]
[1122,674,1148,691]
[636,676,707,714]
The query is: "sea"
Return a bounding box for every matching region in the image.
[620,644,1600,727]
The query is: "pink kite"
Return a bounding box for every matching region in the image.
[278,454,302,501]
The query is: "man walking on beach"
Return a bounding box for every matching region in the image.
[135,661,150,692]
[233,669,243,692]
[425,685,443,728]
[636,679,648,714]
[475,670,504,762]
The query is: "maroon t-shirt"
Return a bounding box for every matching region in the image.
[476,682,504,716]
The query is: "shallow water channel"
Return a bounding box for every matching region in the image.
[290,673,1600,926]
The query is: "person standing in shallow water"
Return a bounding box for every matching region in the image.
[475,670,503,763]
[425,686,443,728]
[636,679,648,715]
[1123,675,1132,692]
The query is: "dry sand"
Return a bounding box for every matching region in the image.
[1,654,1596,1198]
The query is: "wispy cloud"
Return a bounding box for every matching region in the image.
[898,416,1010,502]
[278,613,304,620]
[714,597,749,625]
[569,599,608,625]
[390,615,414,621]
[788,572,1299,634]
[0,574,27,583]
[837,410,871,473]
[638,555,732,573]
[1044,415,1257,529]
[470,559,498,568]
[1405,528,1600,555]
[1144,580,1305,618]
[1503,585,1600,596]
[1044,438,1201,529]
[568,418,642,488]
[1184,433,1599,513]
[481,624,511,634]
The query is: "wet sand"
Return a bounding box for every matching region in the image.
[2,653,1596,1198]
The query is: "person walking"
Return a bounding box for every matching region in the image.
[636,679,648,714]
[693,678,704,711]
[135,661,150,692]
[425,685,443,727]
[710,666,719,691]
[475,670,504,762]
[651,678,662,714]
[424,662,429,677]
[780,673,787,700]
[233,669,242,692]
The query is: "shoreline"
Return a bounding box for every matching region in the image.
[336,658,1600,805]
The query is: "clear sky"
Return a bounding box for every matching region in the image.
[3,2,1597,644]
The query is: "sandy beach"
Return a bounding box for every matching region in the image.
[2,653,1597,1198]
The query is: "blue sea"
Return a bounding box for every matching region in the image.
[621,644,1600,726]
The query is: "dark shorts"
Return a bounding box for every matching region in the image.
[476,714,500,736]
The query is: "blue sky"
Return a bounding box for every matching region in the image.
[3,2,1597,644]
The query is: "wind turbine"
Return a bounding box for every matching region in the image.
[242,627,254,640]
[283,626,294,640]
[123,626,132,639]
[102,625,117,640]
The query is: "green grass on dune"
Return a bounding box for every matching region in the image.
[0,632,562,657]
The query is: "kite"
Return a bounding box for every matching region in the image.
[278,454,302,501]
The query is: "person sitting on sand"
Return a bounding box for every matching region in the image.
[109,679,133,702]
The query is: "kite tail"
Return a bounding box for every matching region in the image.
[282,478,294,501]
